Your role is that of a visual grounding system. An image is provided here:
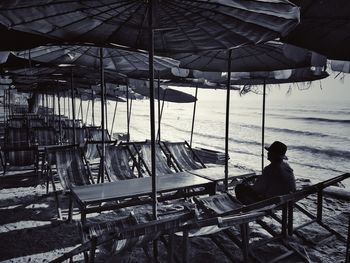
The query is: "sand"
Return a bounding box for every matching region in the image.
[0,176,349,263]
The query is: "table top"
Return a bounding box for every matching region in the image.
[72,172,213,204]
[186,166,255,182]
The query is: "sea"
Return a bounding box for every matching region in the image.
[76,85,350,188]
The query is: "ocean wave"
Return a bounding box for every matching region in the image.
[240,124,330,138]
[267,114,350,124]
[290,145,350,159]
[289,116,350,124]
[163,122,263,146]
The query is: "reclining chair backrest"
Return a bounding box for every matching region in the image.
[28,118,45,128]
[33,127,59,146]
[141,143,174,175]
[104,145,136,181]
[63,127,86,144]
[88,127,111,141]
[5,146,38,167]
[55,146,91,190]
[7,118,26,128]
[163,142,204,171]
[196,193,282,217]
[6,127,30,147]
[85,142,100,160]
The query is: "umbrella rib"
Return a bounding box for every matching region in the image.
[43,1,137,39]
[164,1,251,49]
[7,0,133,36]
[166,0,284,45]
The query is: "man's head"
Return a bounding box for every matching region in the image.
[265,141,287,162]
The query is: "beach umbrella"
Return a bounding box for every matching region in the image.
[15,45,180,74]
[0,0,300,226]
[0,1,299,53]
[6,65,127,86]
[281,0,350,60]
[166,41,312,72]
[229,67,329,86]
[0,24,60,51]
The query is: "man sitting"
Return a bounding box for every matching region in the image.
[235,141,296,205]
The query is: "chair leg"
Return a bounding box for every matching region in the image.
[282,205,288,238]
[288,202,294,236]
[240,223,250,263]
[182,230,189,263]
[316,190,323,222]
[50,169,62,219]
[167,234,174,263]
[346,217,350,263]
[153,239,159,263]
[88,235,97,263]
[68,195,73,222]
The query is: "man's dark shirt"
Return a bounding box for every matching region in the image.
[252,161,296,198]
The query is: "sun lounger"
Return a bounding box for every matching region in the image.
[63,127,87,144]
[86,126,111,141]
[32,127,59,146]
[162,141,206,171]
[1,145,39,177]
[7,117,26,128]
[163,141,254,185]
[5,127,30,147]
[104,144,139,181]
[280,173,350,244]
[50,209,196,263]
[27,118,45,128]
[194,193,309,262]
[45,145,94,219]
[139,142,176,175]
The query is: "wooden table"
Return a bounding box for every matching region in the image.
[186,166,255,183]
[71,172,216,223]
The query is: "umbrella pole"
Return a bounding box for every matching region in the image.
[77,95,82,121]
[58,91,62,145]
[52,94,55,117]
[126,84,130,142]
[157,71,161,142]
[91,89,95,126]
[148,0,157,218]
[67,93,71,120]
[41,93,44,116]
[85,100,90,125]
[105,96,108,133]
[63,93,66,117]
[156,89,167,141]
[190,86,198,148]
[80,96,84,126]
[110,98,118,139]
[46,93,49,123]
[224,49,233,192]
[149,1,158,259]
[99,47,106,183]
[70,70,76,145]
[261,80,266,172]
[128,98,133,136]
[3,89,5,123]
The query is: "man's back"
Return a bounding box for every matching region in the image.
[252,161,296,198]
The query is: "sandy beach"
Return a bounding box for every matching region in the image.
[0,174,349,263]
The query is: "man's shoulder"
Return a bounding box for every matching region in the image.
[281,161,294,172]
